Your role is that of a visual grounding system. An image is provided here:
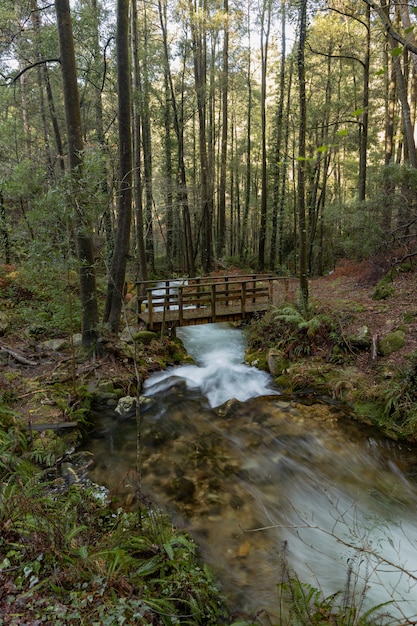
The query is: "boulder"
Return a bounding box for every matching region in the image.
[133,330,158,345]
[115,395,137,420]
[348,325,372,350]
[266,348,289,376]
[377,330,405,356]
[41,338,68,351]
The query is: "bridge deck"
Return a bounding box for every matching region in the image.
[136,274,296,332]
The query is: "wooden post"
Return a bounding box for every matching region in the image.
[147,288,154,330]
[211,283,217,322]
[241,281,247,317]
[268,278,273,304]
[178,286,184,326]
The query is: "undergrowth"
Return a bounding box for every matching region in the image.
[0,423,227,625]
[246,304,341,359]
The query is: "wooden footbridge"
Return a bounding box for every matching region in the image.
[136,274,296,332]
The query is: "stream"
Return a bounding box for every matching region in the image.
[84,322,417,622]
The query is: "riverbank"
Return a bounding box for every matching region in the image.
[246,260,417,441]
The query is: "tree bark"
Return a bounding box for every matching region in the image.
[297,0,309,313]
[132,0,148,283]
[103,0,133,333]
[257,0,271,272]
[217,0,229,260]
[54,0,100,351]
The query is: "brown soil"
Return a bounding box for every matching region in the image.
[310,259,417,375]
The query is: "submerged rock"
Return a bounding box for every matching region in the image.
[115,395,137,420]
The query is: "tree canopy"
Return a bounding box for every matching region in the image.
[1,0,417,332]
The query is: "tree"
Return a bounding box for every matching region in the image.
[103,0,132,333]
[297,0,309,312]
[54,0,100,351]
[257,0,272,272]
[217,0,229,260]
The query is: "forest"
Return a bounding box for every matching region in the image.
[1,0,417,624]
[1,0,417,344]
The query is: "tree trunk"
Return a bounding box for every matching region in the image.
[103,0,133,333]
[131,0,148,283]
[297,0,309,313]
[240,7,252,263]
[54,0,100,351]
[358,3,370,201]
[269,0,286,271]
[217,0,229,260]
[257,0,271,272]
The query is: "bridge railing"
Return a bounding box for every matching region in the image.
[136,274,293,327]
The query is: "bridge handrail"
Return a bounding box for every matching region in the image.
[141,275,286,326]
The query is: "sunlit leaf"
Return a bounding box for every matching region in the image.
[337,129,349,137]
[352,108,365,117]
[316,145,328,153]
[391,46,403,56]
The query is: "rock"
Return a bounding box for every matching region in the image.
[348,325,371,349]
[0,311,9,335]
[41,338,68,351]
[377,330,405,356]
[72,333,83,347]
[115,395,137,420]
[266,348,289,376]
[133,330,158,345]
[119,326,139,343]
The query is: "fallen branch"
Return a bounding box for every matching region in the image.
[0,342,37,366]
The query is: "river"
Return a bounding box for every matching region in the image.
[84,322,417,623]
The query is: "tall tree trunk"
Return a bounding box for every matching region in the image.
[269,0,286,271]
[240,5,252,263]
[131,0,148,283]
[217,0,229,259]
[55,0,100,351]
[257,0,271,272]
[139,2,155,272]
[358,3,370,200]
[103,0,133,333]
[297,0,309,313]
[31,1,54,180]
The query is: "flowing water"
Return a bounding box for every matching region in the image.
[84,323,417,622]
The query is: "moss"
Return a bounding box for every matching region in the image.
[133,330,159,345]
[372,274,395,300]
[378,330,405,356]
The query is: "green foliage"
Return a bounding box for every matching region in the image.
[2,262,82,337]
[354,353,417,440]
[0,434,227,624]
[247,305,339,359]
[326,200,385,262]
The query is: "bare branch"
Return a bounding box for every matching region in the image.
[8,58,61,84]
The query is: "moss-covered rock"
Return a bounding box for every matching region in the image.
[133,330,158,345]
[378,330,405,356]
[266,348,289,376]
[372,276,395,300]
